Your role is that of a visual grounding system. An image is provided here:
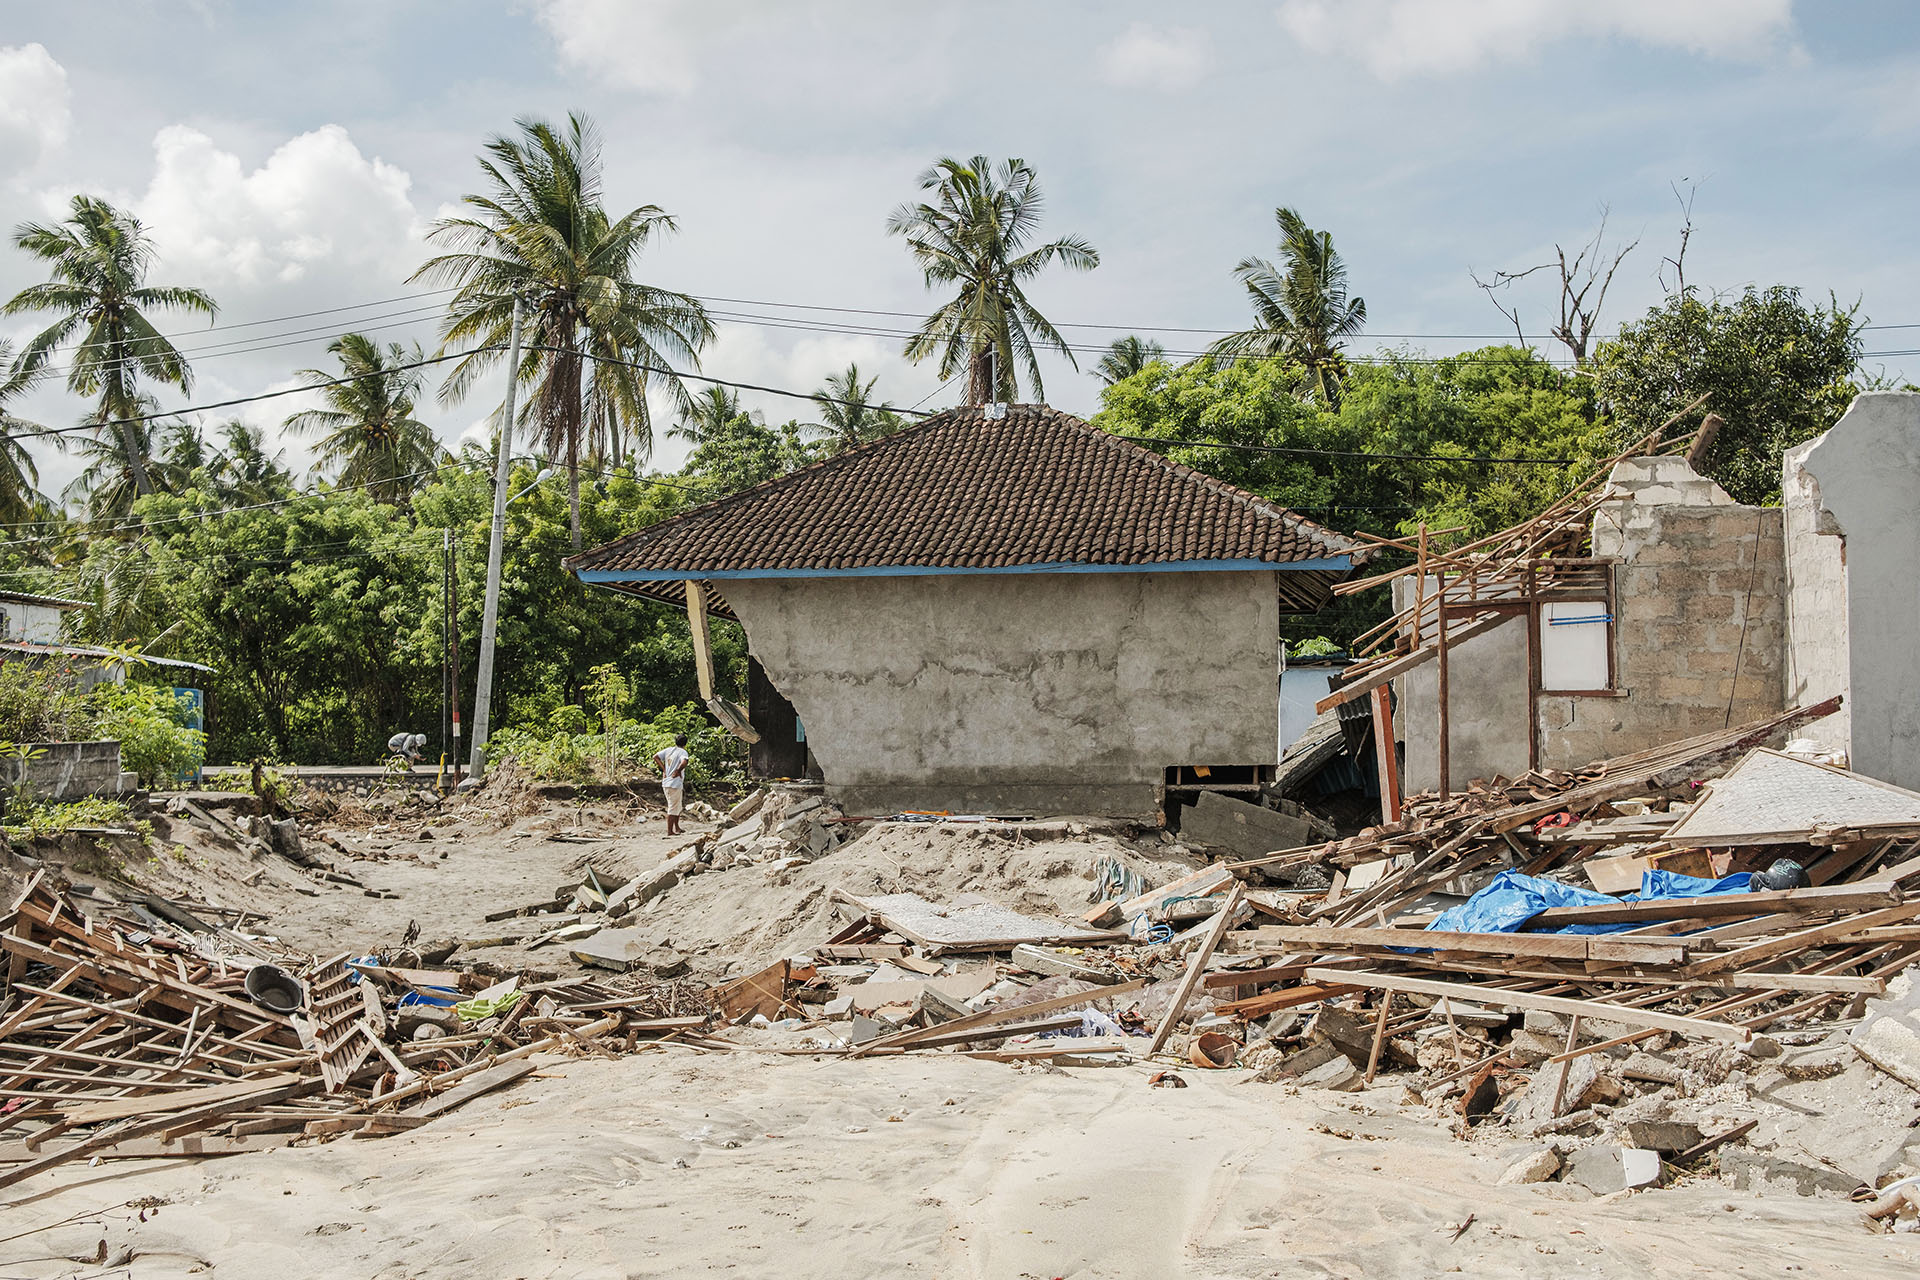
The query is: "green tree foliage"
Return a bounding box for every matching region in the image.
[1094,336,1166,387]
[285,334,449,503]
[888,155,1098,404]
[679,413,820,499]
[4,195,217,499]
[89,681,205,785]
[1093,346,1607,645]
[0,339,50,523]
[416,112,714,549]
[1213,207,1367,409]
[810,364,906,453]
[1592,286,1864,504]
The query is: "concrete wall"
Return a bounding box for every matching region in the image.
[1399,613,1530,792]
[1799,392,1920,790]
[0,603,66,644]
[1395,457,1786,788]
[1781,438,1852,758]
[722,571,1283,818]
[0,740,131,806]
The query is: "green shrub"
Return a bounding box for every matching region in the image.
[487,700,745,791]
[0,660,90,742]
[89,683,207,788]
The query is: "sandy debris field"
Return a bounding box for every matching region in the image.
[7,1051,1917,1280]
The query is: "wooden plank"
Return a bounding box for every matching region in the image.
[814,944,911,961]
[1372,684,1402,823]
[1686,901,1920,976]
[58,1073,303,1125]
[711,959,790,1021]
[1524,883,1902,929]
[1114,865,1234,923]
[1315,613,1510,712]
[1212,983,1360,1019]
[1147,885,1244,1056]
[850,977,1149,1058]
[1231,923,1689,965]
[685,581,716,702]
[401,1059,537,1121]
[892,1013,1084,1050]
[0,1133,293,1163]
[960,1040,1133,1062]
[0,1079,311,1191]
[1303,967,1752,1044]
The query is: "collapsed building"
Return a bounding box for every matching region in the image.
[1316,391,1920,804]
[566,403,1365,820]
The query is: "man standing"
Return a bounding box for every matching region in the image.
[653,733,690,836]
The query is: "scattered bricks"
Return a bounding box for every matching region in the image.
[1624,1120,1705,1153]
[1497,1149,1562,1186]
[1564,1147,1662,1195]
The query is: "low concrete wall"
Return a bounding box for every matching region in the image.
[0,740,130,803]
[723,571,1284,818]
[1782,438,1851,759]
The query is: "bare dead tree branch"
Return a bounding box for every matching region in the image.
[1659,180,1699,298]
[1471,210,1637,366]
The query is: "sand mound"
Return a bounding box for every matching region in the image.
[636,823,1204,966]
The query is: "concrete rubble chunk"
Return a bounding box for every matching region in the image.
[1505,1029,1564,1066]
[1621,1051,1683,1085]
[1298,1054,1365,1092]
[1623,1120,1705,1153]
[1563,1146,1662,1194]
[1176,791,1316,858]
[1507,1057,1601,1130]
[1011,944,1119,985]
[1721,1149,1866,1198]
[1497,1149,1562,1185]
[1852,968,1920,1095]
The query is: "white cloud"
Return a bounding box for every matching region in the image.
[1276,0,1796,80]
[134,124,422,288]
[1098,23,1213,92]
[530,0,739,95]
[0,43,71,179]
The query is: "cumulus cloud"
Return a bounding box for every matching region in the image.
[134,124,422,288]
[1098,23,1213,92]
[1276,0,1796,80]
[0,43,71,179]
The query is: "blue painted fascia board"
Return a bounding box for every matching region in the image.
[577,556,1352,584]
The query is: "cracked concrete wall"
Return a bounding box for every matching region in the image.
[1800,392,1920,789]
[1782,436,1851,759]
[721,571,1282,817]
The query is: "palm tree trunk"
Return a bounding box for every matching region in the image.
[104,375,153,497]
[966,347,992,406]
[567,428,582,551]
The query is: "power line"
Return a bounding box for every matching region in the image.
[1110,433,1583,466]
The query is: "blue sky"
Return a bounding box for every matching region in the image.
[1,0,1916,495]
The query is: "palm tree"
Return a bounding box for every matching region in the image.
[810,363,904,452]
[413,112,714,549]
[212,419,293,503]
[4,195,217,496]
[0,340,53,524]
[668,384,748,447]
[284,333,447,504]
[1211,206,1367,408]
[1094,336,1166,387]
[65,395,168,521]
[887,155,1098,405]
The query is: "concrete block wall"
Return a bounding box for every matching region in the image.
[0,740,130,805]
[1539,502,1785,767]
[723,570,1285,819]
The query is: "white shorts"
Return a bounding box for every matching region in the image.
[663,786,684,816]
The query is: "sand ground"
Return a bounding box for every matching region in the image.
[4,1051,1915,1279]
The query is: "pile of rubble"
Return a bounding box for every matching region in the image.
[0,872,712,1190]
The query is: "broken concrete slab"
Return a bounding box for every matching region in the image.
[1721,1149,1866,1197]
[1177,791,1317,858]
[1298,1053,1365,1092]
[1507,1057,1601,1130]
[1564,1147,1661,1195]
[569,927,651,972]
[1624,1120,1705,1153]
[1621,1051,1683,1085]
[1853,968,1920,1094]
[1497,1148,1562,1185]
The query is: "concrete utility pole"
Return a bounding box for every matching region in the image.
[463,296,524,784]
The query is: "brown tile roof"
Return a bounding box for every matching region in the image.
[568,404,1365,600]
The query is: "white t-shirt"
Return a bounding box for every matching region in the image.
[657,746,689,788]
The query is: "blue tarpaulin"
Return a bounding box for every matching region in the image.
[1425,868,1753,937]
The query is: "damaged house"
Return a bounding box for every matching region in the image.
[1324,390,1920,801]
[566,403,1365,820]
